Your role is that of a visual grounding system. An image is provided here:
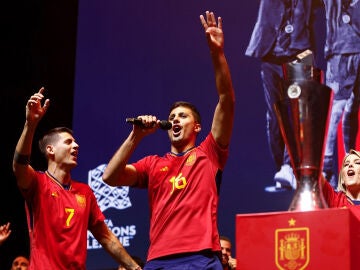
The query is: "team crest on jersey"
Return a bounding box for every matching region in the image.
[275,222,309,270]
[88,164,132,212]
[76,194,86,208]
[185,152,196,166]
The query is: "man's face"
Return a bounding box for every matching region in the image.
[11,256,29,270]
[50,132,79,169]
[167,106,200,147]
[220,239,232,266]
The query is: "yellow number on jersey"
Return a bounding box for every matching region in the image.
[65,208,75,227]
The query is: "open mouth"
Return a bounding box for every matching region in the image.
[172,125,181,137]
[347,169,355,176]
[71,151,78,159]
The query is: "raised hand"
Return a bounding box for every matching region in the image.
[200,11,224,53]
[0,222,11,246]
[26,87,50,123]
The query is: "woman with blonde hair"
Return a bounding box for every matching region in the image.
[322,149,360,207]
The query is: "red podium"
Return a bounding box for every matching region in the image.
[236,207,360,270]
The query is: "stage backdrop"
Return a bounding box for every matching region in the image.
[72,1,326,269]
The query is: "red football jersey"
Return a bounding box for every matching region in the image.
[133,133,229,261]
[22,171,104,270]
[322,180,353,208]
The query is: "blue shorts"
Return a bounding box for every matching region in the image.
[144,250,222,270]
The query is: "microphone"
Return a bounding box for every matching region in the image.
[126,118,172,130]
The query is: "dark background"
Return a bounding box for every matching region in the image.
[0,1,327,269]
[0,1,77,268]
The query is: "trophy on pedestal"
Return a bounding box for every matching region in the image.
[274,50,333,211]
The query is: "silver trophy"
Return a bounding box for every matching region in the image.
[275,51,333,211]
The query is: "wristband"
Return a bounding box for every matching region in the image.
[14,151,30,165]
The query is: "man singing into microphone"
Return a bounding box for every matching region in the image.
[102,10,235,270]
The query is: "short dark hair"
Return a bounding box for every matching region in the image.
[169,101,201,124]
[38,127,73,155]
[220,235,231,243]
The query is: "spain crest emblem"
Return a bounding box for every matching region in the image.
[275,226,309,270]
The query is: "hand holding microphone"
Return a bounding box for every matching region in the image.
[126,117,172,130]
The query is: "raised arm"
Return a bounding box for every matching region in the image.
[12,87,50,189]
[200,11,235,148]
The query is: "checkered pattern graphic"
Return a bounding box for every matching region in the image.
[88,164,132,212]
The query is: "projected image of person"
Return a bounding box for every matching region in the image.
[102,11,235,270]
[12,88,142,270]
[322,0,360,189]
[245,0,323,192]
[322,149,360,207]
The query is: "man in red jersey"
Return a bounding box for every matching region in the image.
[12,88,141,270]
[102,11,235,270]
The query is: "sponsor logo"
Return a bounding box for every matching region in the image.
[160,166,169,172]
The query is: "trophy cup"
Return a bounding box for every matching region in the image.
[274,50,333,211]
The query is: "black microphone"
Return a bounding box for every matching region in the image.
[126,118,172,130]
